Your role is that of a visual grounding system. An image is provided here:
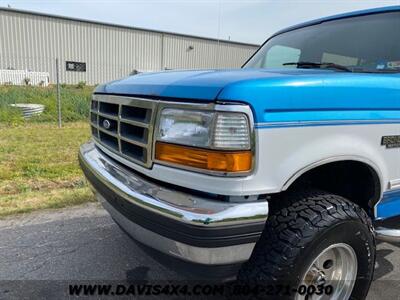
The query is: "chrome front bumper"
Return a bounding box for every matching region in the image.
[79,141,268,265]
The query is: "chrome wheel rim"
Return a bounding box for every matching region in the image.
[296,243,357,300]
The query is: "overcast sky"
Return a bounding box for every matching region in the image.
[0,0,399,44]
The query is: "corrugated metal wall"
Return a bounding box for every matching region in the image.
[0,9,258,85]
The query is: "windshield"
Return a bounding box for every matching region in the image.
[244,11,400,73]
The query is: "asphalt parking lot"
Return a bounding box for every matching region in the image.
[0,202,399,299]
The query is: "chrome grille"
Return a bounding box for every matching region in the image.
[90,95,156,168]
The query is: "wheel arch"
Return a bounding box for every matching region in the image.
[282,156,383,217]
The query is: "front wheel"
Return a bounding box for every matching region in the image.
[238,190,376,300]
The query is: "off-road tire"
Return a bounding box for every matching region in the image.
[238,189,376,300]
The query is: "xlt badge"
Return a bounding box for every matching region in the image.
[381,135,400,148]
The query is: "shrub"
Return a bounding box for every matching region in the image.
[76,81,86,89]
[0,104,23,125]
[23,78,31,85]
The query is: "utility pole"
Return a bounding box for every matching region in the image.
[56,58,62,128]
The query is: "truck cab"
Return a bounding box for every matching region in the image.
[80,6,400,299]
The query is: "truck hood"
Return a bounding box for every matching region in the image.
[95,69,400,123]
[95,68,297,100]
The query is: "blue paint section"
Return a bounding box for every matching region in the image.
[377,190,400,220]
[255,120,400,129]
[96,69,400,125]
[218,72,400,123]
[263,110,400,123]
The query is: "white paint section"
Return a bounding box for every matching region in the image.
[389,178,400,190]
[254,124,398,196]
[100,124,398,196]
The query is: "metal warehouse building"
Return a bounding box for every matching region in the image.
[0,8,259,85]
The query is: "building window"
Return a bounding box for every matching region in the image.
[66,61,86,72]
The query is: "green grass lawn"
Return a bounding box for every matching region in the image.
[0,85,96,217]
[0,122,95,217]
[0,84,93,124]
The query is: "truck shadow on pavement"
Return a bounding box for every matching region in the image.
[374,244,395,280]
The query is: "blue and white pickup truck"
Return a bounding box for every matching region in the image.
[80,6,400,299]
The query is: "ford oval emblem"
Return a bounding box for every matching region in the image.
[103,119,111,130]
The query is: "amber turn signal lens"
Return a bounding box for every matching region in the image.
[155,142,252,173]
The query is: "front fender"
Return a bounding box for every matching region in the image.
[254,124,396,195]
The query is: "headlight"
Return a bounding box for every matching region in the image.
[157,109,250,150]
[155,108,252,174]
[158,109,214,148]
